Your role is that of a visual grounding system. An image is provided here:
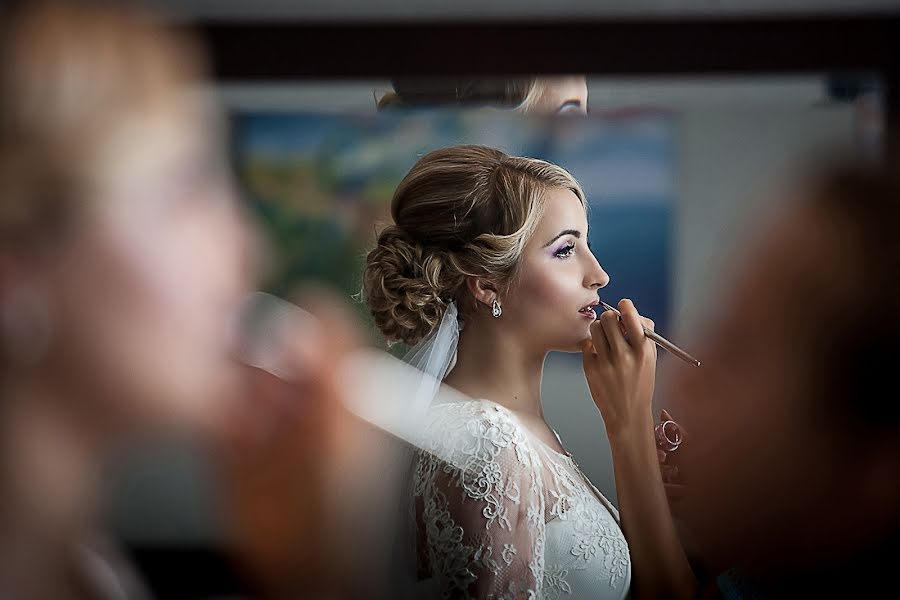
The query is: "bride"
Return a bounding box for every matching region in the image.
[362,145,694,599]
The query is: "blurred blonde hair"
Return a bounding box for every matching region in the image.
[0,0,206,247]
[362,144,586,345]
[514,78,552,114]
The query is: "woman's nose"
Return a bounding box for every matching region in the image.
[585,252,609,289]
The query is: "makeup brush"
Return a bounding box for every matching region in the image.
[599,301,701,367]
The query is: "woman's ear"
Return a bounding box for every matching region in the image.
[465,276,497,308]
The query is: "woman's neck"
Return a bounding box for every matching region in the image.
[0,377,100,597]
[445,316,547,419]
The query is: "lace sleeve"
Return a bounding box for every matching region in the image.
[414,401,546,600]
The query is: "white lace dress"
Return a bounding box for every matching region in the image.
[413,399,631,600]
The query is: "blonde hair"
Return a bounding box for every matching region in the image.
[0,0,205,247]
[515,79,552,114]
[362,145,586,345]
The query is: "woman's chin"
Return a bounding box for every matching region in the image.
[554,334,593,354]
[539,318,595,353]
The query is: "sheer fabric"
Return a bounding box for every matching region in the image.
[413,399,631,600]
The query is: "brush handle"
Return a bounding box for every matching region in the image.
[599,302,701,368]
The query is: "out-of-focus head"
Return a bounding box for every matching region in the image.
[518,76,589,115]
[362,144,608,353]
[0,0,252,434]
[378,76,588,115]
[670,164,900,577]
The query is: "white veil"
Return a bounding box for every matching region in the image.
[390,301,463,599]
[400,301,462,412]
[336,301,466,598]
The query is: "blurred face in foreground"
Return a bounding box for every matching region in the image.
[0,2,253,437]
[54,99,252,433]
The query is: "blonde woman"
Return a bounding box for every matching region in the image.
[0,2,252,597]
[363,145,695,599]
[377,76,589,115]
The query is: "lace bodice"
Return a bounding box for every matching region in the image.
[413,399,631,600]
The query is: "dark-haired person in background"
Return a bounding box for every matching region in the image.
[662,164,900,598]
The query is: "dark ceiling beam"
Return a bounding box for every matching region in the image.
[196,16,900,80]
[195,15,900,160]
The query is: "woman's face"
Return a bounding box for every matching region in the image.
[501,186,608,353]
[528,76,589,115]
[45,97,253,434]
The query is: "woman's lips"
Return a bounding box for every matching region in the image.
[578,300,600,319]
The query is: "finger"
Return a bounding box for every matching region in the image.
[581,339,598,371]
[581,340,600,384]
[665,483,687,502]
[660,464,680,483]
[660,409,688,440]
[282,327,327,381]
[657,449,667,464]
[292,284,366,354]
[599,309,628,355]
[617,299,647,349]
[234,366,309,444]
[588,319,611,359]
[581,338,596,356]
[641,316,655,333]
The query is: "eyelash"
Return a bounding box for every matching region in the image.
[554,240,594,259]
[555,242,576,259]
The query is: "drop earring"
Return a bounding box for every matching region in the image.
[491,298,502,318]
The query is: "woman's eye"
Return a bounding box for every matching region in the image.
[555,242,576,258]
[556,101,585,115]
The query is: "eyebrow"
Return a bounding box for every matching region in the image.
[544,229,581,247]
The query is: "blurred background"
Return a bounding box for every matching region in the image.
[40,0,891,597]
[218,73,874,489]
